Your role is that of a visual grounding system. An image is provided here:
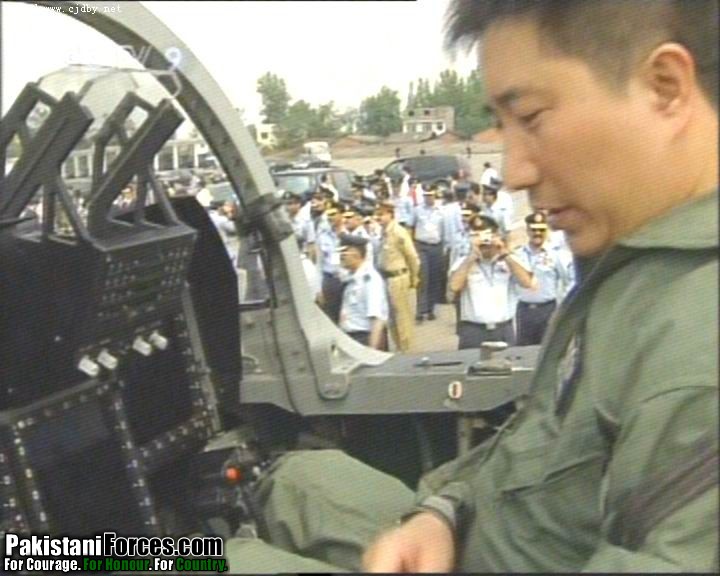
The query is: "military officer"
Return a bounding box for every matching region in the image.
[316,201,347,324]
[309,191,329,235]
[447,215,536,348]
[376,201,420,352]
[448,204,481,334]
[363,211,383,269]
[343,207,374,265]
[392,184,415,228]
[513,211,573,345]
[283,191,316,262]
[337,234,388,349]
[448,203,480,266]
[480,178,512,238]
[412,187,445,321]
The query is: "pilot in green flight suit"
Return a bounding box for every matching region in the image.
[226,0,719,572]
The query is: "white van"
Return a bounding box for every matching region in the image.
[302,141,332,164]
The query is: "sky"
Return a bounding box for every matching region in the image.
[1,0,478,125]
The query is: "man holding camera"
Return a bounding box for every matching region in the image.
[447,215,536,349]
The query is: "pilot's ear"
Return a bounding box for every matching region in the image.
[639,42,697,120]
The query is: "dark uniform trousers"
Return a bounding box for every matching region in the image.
[322,273,345,325]
[458,319,515,350]
[415,241,444,316]
[516,300,556,345]
[346,330,389,351]
[441,249,451,304]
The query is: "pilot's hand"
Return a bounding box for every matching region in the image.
[362,512,455,573]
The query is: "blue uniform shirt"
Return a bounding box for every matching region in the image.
[450,255,526,324]
[291,213,316,246]
[441,202,463,251]
[482,203,512,235]
[349,226,375,264]
[449,227,472,265]
[317,228,343,275]
[514,243,572,303]
[339,261,389,333]
[393,196,415,227]
[413,203,444,245]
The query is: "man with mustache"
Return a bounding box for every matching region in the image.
[513,211,574,345]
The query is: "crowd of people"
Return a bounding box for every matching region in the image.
[281,162,575,352]
[27,159,574,355]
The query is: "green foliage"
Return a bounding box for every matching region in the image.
[359,87,402,137]
[256,72,342,148]
[257,72,291,124]
[275,100,342,149]
[255,68,494,150]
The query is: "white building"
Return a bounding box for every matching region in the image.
[256,123,278,149]
[402,106,455,137]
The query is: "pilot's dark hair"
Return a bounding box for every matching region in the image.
[445,0,718,109]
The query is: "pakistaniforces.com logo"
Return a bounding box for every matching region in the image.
[3,533,228,573]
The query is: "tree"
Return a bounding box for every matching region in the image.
[276,100,315,148]
[338,107,359,134]
[432,70,465,111]
[257,72,291,124]
[414,78,434,108]
[457,70,494,137]
[359,87,402,137]
[309,102,342,139]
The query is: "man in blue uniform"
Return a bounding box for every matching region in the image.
[338,235,388,350]
[316,201,347,323]
[413,187,445,322]
[480,178,512,238]
[447,215,536,348]
[283,191,316,262]
[514,211,572,345]
[391,183,415,228]
[343,207,375,265]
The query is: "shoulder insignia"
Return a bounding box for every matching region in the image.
[555,331,584,416]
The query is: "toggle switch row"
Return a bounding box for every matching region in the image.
[76,331,170,377]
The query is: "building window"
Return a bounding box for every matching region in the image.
[157,147,174,171]
[63,159,76,179]
[76,154,90,178]
[424,109,431,116]
[436,122,444,130]
[260,132,268,140]
[178,143,195,169]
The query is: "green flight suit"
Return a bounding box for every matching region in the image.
[227,190,719,572]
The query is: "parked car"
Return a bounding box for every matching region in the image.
[205,165,357,209]
[383,154,472,188]
[271,165,357,203]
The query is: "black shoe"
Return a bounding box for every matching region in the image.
[427,312,437,321]
[415,315,424,323]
